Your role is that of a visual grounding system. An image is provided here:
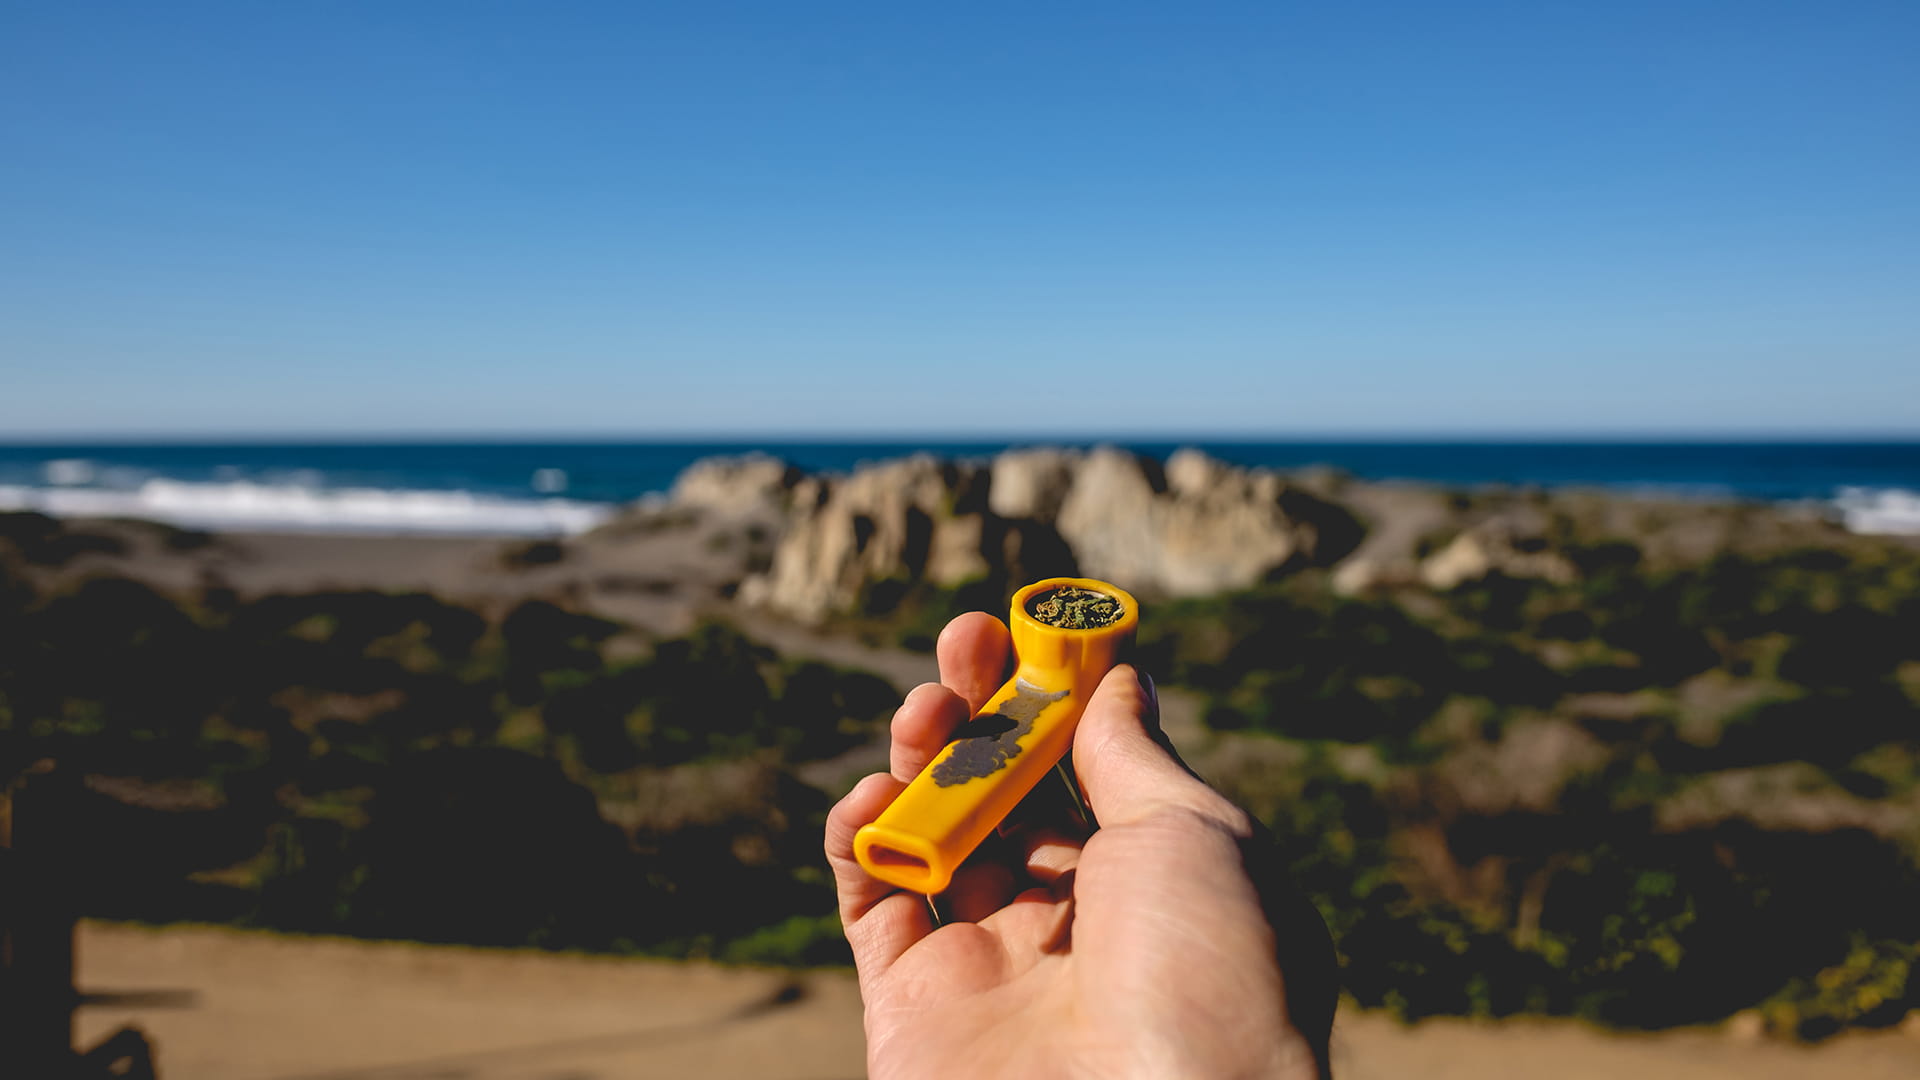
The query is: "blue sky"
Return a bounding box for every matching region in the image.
[2,2,1916,438]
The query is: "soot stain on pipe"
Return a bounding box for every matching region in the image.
[932,679,1069,787]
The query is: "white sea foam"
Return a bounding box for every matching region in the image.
[42,458,97,486]
[1834,487,1920,536]
[0,479,617,537]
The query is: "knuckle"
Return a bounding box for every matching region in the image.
[903,681,946,704]
[1153,796,1255,841]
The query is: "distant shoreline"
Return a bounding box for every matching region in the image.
[8,433,1920,445]
[4,441,1920,537]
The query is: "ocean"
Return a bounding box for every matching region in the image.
[1,440,1917,538]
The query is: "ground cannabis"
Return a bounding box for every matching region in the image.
[1027,586,1126,629]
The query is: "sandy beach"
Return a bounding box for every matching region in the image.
[9,508,764,638]
[75,922,1920,1080]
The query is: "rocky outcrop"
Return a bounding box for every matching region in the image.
[724,446,1361,622]
[1323,483,1463,595]
[668,454,802,516]
[1418,517,1579,590]
[988,447,1078,521]
[736,456,1005,622]
[1052,447,1349,596]
[1327,483,1882,596]
[654,445,1907,622]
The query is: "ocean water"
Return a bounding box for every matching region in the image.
[0,441,1917,538]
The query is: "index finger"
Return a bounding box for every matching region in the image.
[936,611,1011,715]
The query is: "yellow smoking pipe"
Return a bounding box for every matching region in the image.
[854,576,1138,894]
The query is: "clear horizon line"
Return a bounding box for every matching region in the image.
[3,430,1920,447]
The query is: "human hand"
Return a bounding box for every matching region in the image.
[826,612,1336,1080]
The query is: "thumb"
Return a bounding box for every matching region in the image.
[1071,664,1249,832]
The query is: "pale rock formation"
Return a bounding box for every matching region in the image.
[988,447,1079,521]
[1324,483,1462,595]
[668,454,802,516]
[925,512,994,587]
[738,455,992,623]
[1330,557,1385,595]
[1055,447,1327,596]
[733,446,1358,621]
[1419,519,1578,590]
[1163,446,1232,498]
[1052,447,1166,583]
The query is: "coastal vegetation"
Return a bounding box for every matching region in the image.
[4,472,1919,1039]
[1133,548,1920,1037]
[1,510,873,965]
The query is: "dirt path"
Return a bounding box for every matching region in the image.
[75,923,1920,1080]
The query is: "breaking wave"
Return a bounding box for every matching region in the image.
[0,478,617,537]
[1833,486,1920,536]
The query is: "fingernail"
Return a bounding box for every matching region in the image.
[1138,669,1161,728]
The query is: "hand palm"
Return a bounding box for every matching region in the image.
[826,613,1329,1080]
